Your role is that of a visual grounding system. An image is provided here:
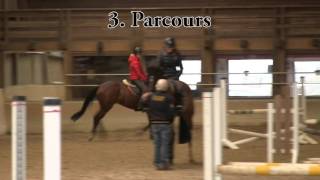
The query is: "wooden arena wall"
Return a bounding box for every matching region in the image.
[0,6,320,99]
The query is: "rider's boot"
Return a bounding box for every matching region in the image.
[135,98,144,111]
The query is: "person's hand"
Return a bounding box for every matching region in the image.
[142,107,149,112]
[141,92,152,101]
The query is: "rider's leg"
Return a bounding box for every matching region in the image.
[132,80,148,111]
[169,77,182,107]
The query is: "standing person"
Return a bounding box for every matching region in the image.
[158,37,183,80]
[142,79,176,170]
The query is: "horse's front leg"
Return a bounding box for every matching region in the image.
[188,141,195,163]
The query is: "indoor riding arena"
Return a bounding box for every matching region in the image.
[1,1,320,180]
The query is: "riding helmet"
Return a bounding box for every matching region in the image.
[164,37,175,48]
[133,46,142,54]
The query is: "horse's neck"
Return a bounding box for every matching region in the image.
[168,80,179,94]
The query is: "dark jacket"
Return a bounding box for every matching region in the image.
[145,91,175,124]
[158,50,183,80]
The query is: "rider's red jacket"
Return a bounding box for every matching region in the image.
[128,54,147,81]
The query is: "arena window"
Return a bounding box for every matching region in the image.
[180,60,201,90]
[294,60,320,96]
[228,59,273,97]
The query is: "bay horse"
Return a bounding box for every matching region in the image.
[70,70,194,162]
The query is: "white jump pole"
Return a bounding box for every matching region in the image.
[203,92,214,180]
[220,79,227,141]
[298,76,318,145]
[267,103,274,163]
[220,80,239,150]
[213,87,222,180]
[300,76,306,122]
[228,129,267,138]
[11,96,27,180]
[292,83,299,163]
[43,98,61,180]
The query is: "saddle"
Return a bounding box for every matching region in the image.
[122,79,181,104]
[122,79,140,96]
[122,79,136,87]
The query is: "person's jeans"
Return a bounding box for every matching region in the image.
[151,123,173,167]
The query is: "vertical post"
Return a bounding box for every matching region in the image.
[203,92,214,180]
[3,11,8,43]
[0,51,4,88]
[0,89,6,135]
[273,8,287,97]
[220,80,227,141]
[219,79,238,150]
[213,88,222,180]
[267,103,274,163]
[274,95,285,155]
[291,83,299,163]
[63,51,72,100]
[201,9,215,92]
[63,10,73,100]
[11,96,26,180]
[300,76,306,122]
[43,98,61,180]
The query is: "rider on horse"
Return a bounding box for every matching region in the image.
[128,46,149,110]
[157,37,184,109]
[158,37,183,80]
[128,46,148,93]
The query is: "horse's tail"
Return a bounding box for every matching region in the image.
[71,87,98,121]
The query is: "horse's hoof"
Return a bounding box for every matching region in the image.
[70,113,80,122]
[88,136,94,142]
[135,131,145,136]
[71,117,78,122]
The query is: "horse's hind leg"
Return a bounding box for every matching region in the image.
[88,106,111,141]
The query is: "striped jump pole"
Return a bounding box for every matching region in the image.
[43,98,62,180]
[218,163,320,176]
[228,162,320,166]
[227,109,268,114]
[11,96,27,180]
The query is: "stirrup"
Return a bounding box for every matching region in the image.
[135,107,143,111]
